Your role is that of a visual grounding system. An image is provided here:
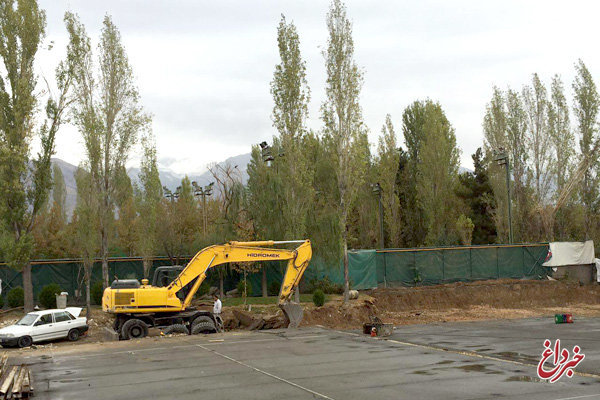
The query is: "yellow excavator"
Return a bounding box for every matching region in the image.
[102,240,312,340]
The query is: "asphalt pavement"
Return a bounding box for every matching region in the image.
[14,318,600,400]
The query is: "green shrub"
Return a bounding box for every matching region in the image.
[38,284,62,309]
[312,289,325,307]
[7,287,24,308]
[268,281,280,296]
[91,281,104,305]
[236,279,252,297]
[306,277,344,295]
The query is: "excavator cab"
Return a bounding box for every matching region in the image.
[152,266,184,287]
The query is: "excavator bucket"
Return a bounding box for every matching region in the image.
[280,303,303,328]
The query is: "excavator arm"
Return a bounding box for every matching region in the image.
[168,239,312,309]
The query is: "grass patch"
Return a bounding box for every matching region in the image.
[222,294,324,307]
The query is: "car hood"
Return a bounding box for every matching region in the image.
[0,325,30,336]
[65,307,83,318]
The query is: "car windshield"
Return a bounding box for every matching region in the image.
[16,314,38,326]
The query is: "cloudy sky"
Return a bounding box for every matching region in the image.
[38,0,600,174]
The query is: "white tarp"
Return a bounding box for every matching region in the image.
[542,241,595,267]
[595,258,600,283]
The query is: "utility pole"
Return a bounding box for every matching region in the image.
[493,150,513,243]
[192,181,214,236]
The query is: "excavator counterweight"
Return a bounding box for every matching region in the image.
[102,239,312,339]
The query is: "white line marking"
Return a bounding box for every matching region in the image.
[552,394,600,400]
[193,342,335,400]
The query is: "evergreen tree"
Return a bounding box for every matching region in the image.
[457,148,497,244]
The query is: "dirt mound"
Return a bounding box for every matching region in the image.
[300,279,600,329]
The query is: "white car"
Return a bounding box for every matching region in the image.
[0,308,88,348]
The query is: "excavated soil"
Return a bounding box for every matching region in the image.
[0,279,598,348]
[300,279,600,329]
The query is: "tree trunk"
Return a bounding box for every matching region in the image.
[343,239,349,303]
[85,264,91,322]
[23,263,34,312]
[101,227,109,288]
[262,267,267,297]
[143,258,152,279]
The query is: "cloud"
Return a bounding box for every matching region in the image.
[38,0,600,172]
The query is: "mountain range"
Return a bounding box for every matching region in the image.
[52,152,252,216]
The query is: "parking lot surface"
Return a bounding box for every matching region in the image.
[16,318,600,400]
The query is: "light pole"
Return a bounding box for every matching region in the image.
[163,186,181,202]
[259,141,275,165]
[493,150,513,244]
[192,181,214,236]
[371,182,385,249]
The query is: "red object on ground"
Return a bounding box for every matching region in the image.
[565,313,573,323]
[371,327,377,337]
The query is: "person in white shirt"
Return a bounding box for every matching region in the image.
[213,294,223,332]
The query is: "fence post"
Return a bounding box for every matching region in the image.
[413,251,417,286]
[442,249,445,282]
[383,252,387,288]
[469,247,472,280]
[496,246,500,279]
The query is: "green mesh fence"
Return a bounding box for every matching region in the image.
[377,244,549,287]
[0,244,549,301]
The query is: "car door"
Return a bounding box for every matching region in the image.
[31,313,55,342]
[53,311,74,339]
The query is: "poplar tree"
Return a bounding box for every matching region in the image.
[321,0,369,302]
[482,87,509,242]
[0,0,76,310]
[547,75,574,239]
[136,133,162,277]
[114,166,137,256]
[505,88,530,242]
[416,101,461,245]
[376,115,401,247]
[271,15,313,240]
[523,73,551,202]
[52,164,67,218]
[270,15,313,298]
[74,167,100,320]
[401,101,428,246]
[572,60,600,237]
[66,13,149,287]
